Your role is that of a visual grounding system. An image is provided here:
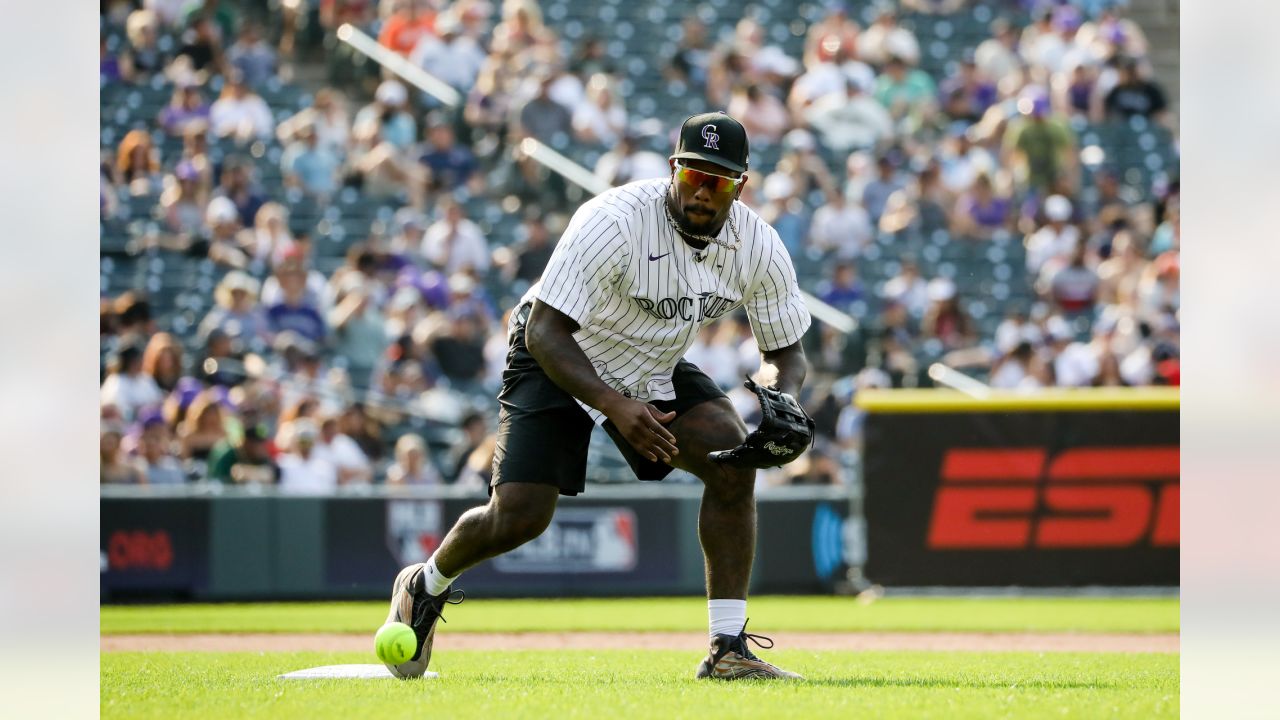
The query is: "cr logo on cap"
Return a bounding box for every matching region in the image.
[701,124,719,150]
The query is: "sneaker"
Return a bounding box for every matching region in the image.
[694,621,804,680]
[382,563,465,679]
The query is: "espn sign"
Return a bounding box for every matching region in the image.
[927,447,1179,550]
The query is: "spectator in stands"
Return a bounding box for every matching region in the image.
[144,0,185,28]
[571,73,627,147]
[419,116,479,194]
[1078,5,1150,64]
[329,242,390,309]
[951,171,1013,239]
[387,434,443,485]
[210,70,273,141]
[1002,87,1077,195]
[101,422,146,485]
[1023,4,1086,80]
[350,81,422,202]
[136,415,188,485]
[205,196,251,269]
[727,83,790,146]
[975,18,1022,92]
[158,82,211,137]
[594,133,669,186]
[207,420,279,484]
[808,189,873,260]
[422,196,490,275]
[939,54,998,123]
[225,22,276,88]
[410,10,486,92]
[278,88,351,159]
[1052,58,1100,121]
[281,122,341,199]
[989,340,1048,390]
[197,328,248,387]
[173,15,223,79]
[760,173,809,257]
[882,258,929,317]
[430,301,488,387]
[183,0,238,44]
[262,242,328,309]
[124,9,167,79]
[1137,251,1180,317]
[198,270,268,348]
[1025,194,1081,275]
[160,160,209,237]
[277,418,338,493]
[101,342,165,422]
[666,14,711,87]
[1101,56,1169,125]
[265,256,328,345]
[354,80,417,150]
[817,262,866,315]
[445,410,488,481]
[116,129,163,196]
[316,411,373,485]
[874,55,938,134]
[858,7,920,67]
[1096,230,1148,307]
[329,275,385,383]
[101,30,126,82]
[208,155,262,228]
[379,0,437,56]
[804,75,894,153]
[862,154,906,225]
[178,389,229,462]
[1044,242,1100,315]
[496,210,556,283]
[241,201,293,266]
[340,403,384,462]
[922,278,976,351]
[141,332,185,393]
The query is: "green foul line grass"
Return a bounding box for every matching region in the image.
[102,649,1179,720]
[101,596,1179,635]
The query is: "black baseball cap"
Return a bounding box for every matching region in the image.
[670,111,749,174]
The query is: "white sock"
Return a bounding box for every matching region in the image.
[708,599,747,639]
[423,556,457,597]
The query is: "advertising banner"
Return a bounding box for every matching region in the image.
[858,389,1179,586]
[100,498,210,600]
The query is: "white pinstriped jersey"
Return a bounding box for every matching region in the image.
[521,178,812,423]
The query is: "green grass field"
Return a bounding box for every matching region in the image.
[100,596,1179,634]
[102,650,1178,719]
[101,597,1179,719]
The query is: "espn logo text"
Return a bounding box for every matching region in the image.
[927,447,1178,550]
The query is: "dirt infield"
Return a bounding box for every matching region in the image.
[102,631,1178,654]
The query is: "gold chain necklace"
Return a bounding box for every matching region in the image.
[663,192,742,252]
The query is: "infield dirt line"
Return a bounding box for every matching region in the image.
[101,631,1178,654]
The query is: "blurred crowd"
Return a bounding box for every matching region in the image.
[101,0,1178,489]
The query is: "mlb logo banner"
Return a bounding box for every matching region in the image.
[494,507,639,573]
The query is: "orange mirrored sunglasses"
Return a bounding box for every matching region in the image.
[674,162,744,194]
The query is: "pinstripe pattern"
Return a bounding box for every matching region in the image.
[524,179,811,423]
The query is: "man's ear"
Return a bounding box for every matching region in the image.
[734,173,748,200]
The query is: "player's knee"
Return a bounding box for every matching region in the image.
[490,503,554,548]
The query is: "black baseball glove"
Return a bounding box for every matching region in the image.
[708,378,815,469]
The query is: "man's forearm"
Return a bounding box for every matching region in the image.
[760,341,808,397]
[525,303,626,414]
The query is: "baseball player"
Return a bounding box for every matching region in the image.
[383,112,815,680]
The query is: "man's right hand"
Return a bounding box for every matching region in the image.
[603,397,679,463]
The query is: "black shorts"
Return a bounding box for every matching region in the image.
[491,309,727,496]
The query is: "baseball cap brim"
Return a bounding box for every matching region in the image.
[669,151,746,174]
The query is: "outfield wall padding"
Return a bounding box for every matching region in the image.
[100,487,854,601]
[857,388,1179,587]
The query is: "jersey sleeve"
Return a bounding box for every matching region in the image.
[745,232,812,352]
[535,206,628,327]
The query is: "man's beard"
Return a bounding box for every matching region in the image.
[668,195,719,236]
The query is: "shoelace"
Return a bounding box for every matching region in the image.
[413,588,466,628]
[733,619,775,661]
